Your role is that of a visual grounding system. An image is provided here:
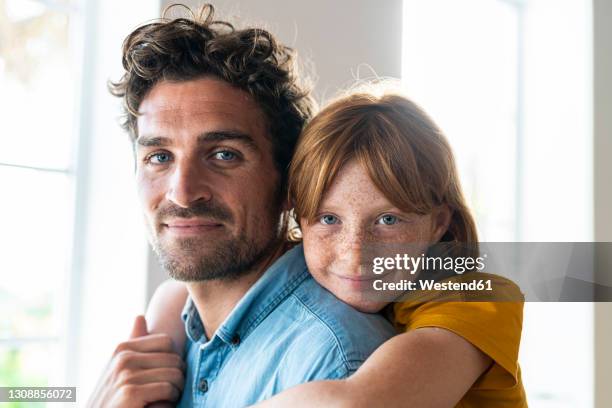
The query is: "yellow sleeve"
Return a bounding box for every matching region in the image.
[393,274,524,388]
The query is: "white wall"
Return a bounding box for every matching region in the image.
[180,0,404,100]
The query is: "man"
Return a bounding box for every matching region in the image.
[88,5,394,407]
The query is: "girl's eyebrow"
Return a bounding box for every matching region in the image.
[318,202,403,214]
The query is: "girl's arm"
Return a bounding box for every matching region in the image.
[255,327,491,408]
[145,279,189,356]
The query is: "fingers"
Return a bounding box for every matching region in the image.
[123,367,185,392]
[113,350,185,372]
[130,315,149,339]
[108,353,185,406]
[116,333,175,354]
[89,322,186,408]
[141,382,181,405]
[118,382,181,405]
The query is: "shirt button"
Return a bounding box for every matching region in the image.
[198,378,209,393]
[231,334,241,345]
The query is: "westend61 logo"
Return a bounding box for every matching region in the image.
[371,253,487,275]
[363,242,612,302]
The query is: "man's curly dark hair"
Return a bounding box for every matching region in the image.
[109,4,316,190]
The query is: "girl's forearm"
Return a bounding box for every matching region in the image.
[254,327,491,408]
[252,379,357,408]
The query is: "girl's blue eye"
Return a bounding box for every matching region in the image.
[150,152,171,164]
[320,214,339,225]
[377,214,398,225]
[214,151,236,161]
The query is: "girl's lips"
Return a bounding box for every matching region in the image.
[331,274,378,292]
[334,274,377,282]
[330,268,396,282]
[328,269,402,292]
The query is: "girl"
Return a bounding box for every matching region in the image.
[146,88,527,407]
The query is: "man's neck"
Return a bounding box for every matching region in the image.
[186,270,263,339]
[185,242,289,339]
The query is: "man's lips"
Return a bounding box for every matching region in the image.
[161,218,224,234]
[164,219,222,228]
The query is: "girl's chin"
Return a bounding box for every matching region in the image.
[312,272,388,313]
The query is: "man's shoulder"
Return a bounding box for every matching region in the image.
[281,275,395,367]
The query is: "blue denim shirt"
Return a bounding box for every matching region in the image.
[176,244,395,407]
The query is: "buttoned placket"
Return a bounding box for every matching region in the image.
[192,335,237,405]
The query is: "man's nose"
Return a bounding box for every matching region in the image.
[165,160,212,208]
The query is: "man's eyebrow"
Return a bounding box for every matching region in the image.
[198,131,259,152]
[135,131,260,151]
[136,136,171,147]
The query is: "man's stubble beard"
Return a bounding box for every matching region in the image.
[148,196,283,282]
[152,226,279,282]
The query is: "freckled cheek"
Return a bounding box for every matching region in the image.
[369,219,430,244]
[302,230,341,279]
[393,223,432,243]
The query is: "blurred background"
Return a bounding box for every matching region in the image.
[0,0,610,406]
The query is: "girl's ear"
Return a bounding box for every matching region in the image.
[431,205,452,242]
[286,208,303,242]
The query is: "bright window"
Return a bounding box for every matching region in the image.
[0,0,83,392]
[403,0,593,406]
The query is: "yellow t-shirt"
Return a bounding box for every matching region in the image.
[393,273,528,407]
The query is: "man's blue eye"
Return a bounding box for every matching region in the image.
[151,152,171,164]
[320,215,339,225]
[377,214,398,225]
[214,151,236,161]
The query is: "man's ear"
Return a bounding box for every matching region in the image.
[431,205,452,242]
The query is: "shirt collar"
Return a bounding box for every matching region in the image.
[181,244,309,346]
